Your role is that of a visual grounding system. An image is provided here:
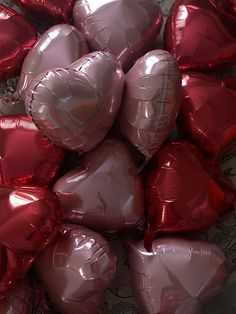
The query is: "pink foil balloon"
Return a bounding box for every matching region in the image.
[53,139,144,231]
[73,0,163,70]
[0,281,33,313]
[17,24,88,101]
[128,238,229,314]
[35,224,117,314]
[119,50,181,160]
[25,51,124,153]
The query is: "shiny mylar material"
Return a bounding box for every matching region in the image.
[0,280,33,313]
[54,139,144,232]
[17,24,88,101]
[128,238,229,314]
[119,50,181,160]
[0,116,65,186]
[0,186,61,253]
[145,141,236,250]
[36,224,117,314]
[179,73,236,160]
[13,0,75,24]
[0,5,36,82]
[73,0,163,70]
[25,51,124,153]
[164,0,236,71]
[0,247,34,296]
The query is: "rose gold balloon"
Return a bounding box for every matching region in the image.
[0,281,33,313]
[128,238,229,314]
[119,50,181,160]
[73,0,163,70]
[25,51,124,153]
[35,224,117,314]
[53,139,144,232]
[17,24,88,101]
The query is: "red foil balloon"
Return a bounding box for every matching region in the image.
[0,5,36,82]
[53,139,144,232]
[164,0,236,71]
[13,0,75,24]
[0,280,33,313]
[0,185,61,253]
[0,116,65,187]
[128,238,229,314]
[25,51,124,153]
[119,49,181,160]
[36,224,117,314]
[145,141,236,250]
[73,0,163,70]
[0,247,34,296]
[179,73,236,160]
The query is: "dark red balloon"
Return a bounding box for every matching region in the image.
[179,73,236,160]
[222,0,236,15]
[0,5,36,82]
[0,185,62,253]
[13,0,75,24]
[0,247,34,296]
[0,116,65,187]
[145,141,236,250]
[164,0,236,71]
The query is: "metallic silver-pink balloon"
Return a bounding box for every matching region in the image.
[119,49,181,160]
[25,51,124,153]
[35,224,117,314]
[0,280,33,313]
[53,139,144,232]
[73,0,163,70]
[17,24,88,101]
[128,238,230,314]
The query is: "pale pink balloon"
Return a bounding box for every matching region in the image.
[35,224,117,314]
[25,51,124,153]
[119,49,181,160]
[17,24,88,101]
[128,237,230,314]
[73,0,163,70]
[53,139,144,232]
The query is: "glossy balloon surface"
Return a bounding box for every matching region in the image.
[73,0,163,70]
[25,51,124,153]
[54,139,144,231]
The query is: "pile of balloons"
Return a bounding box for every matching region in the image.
[0,0,236,313]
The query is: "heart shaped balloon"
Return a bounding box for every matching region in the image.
[145,141,236,250]
[25,51,124,153]
[0,280,33,313]
[164,0,236,71]
[119,50,181,160]
[73,0,163,70]
[13,0,75,24]
[0,5,37,82]
[54,139,144,232]
[179,73,236,160]
[0,185,61,253]
[128,238,229,314]
[36,224,117,314]
[0,116,65,187]
[17,24,88,101]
